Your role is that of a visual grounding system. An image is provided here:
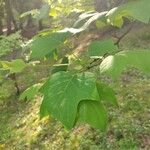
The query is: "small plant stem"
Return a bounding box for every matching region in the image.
[11,73,20,95]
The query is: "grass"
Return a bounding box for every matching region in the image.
[0,25,150,150]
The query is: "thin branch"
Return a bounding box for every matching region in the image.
[114,27,132,47]
[9,73,20,95]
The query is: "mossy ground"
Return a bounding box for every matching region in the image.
[0,25,150,150]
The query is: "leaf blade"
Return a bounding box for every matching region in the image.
[77,100,108,131]
[40,71,100,129]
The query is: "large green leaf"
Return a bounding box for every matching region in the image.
[88,39,118,57]
[100,50,150,79]
[40,71,100,129]
[107,0,150,27]
[77,100,108,131]
[96,82,118,106]
[0,59,27,73]
[30,31,71,59]
[19,84,42,101]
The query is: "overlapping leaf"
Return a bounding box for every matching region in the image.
[77,100,108,131]
[73,0,150,29]
[29,0,150,131]
[106,0,150,27]
[88,39,118,57]
[96,82,118,106]
[31,0,150,60]
[73,12,101,28]
[51,56,69,74]
[30,31,71,59]
[40,71,100,129]
[81,11,107,31]
[100,50,150,79]
[19,84,42,101]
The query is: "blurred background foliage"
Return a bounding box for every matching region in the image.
[0,0,131,37]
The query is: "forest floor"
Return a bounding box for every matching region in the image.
[0,25,150,150]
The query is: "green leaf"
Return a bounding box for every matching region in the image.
[73,12,98,28]
[19,84,42,101]
[77,100,108,131]
[40,71,100,129]
[40,97,49,118]
[20,9,39,18]
[35,4,50,20]
[51,56,69,74]
[73,11,108,31]
[88,39,118,57]
[30,31,71,59]
[96,16,107,29]
[21,4,50,21]
[107,0,150,27]
[0,59,27,73]
[49,7,57,17]
[100,50,150,79]
[81,11,107,31]
[96,82,118,106]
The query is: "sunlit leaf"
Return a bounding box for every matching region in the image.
[81,11,108,30]
[107,0,150,27]
[50,7,57,17]
[59,28,83,34]
[73,12,98,28]
[100,50,150,79]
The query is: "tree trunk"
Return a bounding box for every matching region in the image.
[18,0,24,30]
[13,0,24,30]
[0,1,4,35]
[38,20,43,31]
[5,0,18,35]
[94,0,107,12]
[12,16,18,32]
[0,19,3,35]
[5,0,12,34]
